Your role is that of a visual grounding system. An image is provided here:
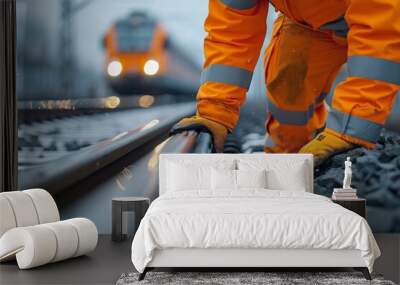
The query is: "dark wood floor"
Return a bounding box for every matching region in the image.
[0,235,133,285]
[1,234,399,285]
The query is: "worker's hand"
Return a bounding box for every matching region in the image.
[299,130,356,167]
[170,116,228,152]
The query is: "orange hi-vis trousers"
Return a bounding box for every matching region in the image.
[197,0,400,152]
[264,15,346,152]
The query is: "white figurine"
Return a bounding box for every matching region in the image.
[343,157,352,189]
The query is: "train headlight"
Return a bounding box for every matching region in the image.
[107,60,123,77]
[143,59,159,76]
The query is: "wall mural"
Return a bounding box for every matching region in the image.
[16,0,399,234]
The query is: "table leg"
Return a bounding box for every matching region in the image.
[112,201,123,242]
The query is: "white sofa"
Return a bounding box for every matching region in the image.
[0,189,98,269]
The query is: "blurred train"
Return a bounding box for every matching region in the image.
[103,12,201,95]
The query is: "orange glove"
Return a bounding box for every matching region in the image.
[299,130,356,167]
[170,116,228,153]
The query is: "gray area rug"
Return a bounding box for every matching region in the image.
[116,272,396,285]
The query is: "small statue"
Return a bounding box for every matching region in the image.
[343,157,352,189]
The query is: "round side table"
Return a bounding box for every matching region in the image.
[112,197,150,242]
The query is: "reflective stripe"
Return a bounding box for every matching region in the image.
[326,66,348,106]
[385,91,400,133]
[327,108,383,143]
[348,56,400,85]
[201,64,253,89]
[320,16,349,38]
[327,65,399,137]
[267,93,326,125]
[220,0,258,10]
[267,99,314,125]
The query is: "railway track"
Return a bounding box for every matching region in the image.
[18,102,195,168]
[18,102,214,198]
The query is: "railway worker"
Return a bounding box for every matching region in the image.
[171,0,400,166]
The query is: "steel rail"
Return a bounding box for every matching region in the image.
[18,105,202,195]
[58,131,211,230]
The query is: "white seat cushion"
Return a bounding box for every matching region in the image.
[0,218,98,269]
[1,192,39,227]
[0,189,60,237]
[0,196,17,237]
[67,218,98,257]
[24,189,60,223]
[42,221,79,262]
[0,226,57,268]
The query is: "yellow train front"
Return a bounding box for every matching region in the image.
[103,12,201,96]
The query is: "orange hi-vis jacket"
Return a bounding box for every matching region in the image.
[197,0,400,152]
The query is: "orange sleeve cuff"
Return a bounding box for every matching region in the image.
[196,99,239,131]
